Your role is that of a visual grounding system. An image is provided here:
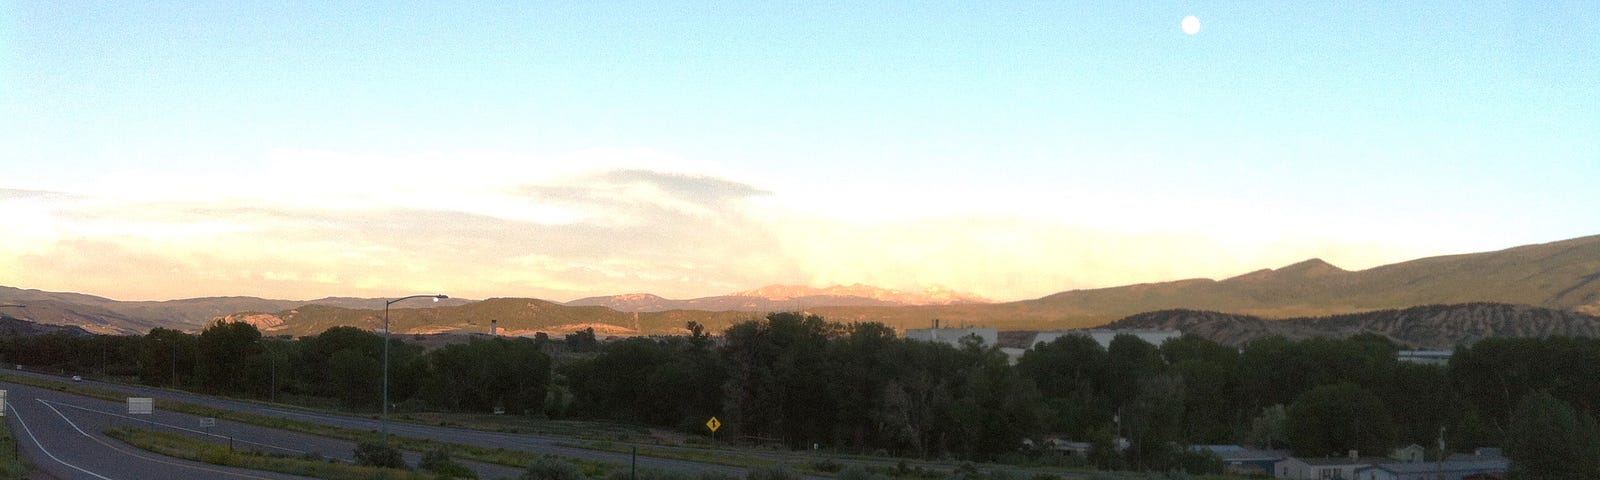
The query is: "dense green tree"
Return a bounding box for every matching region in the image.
[1504,391,1600,479]
[297,326,383,397]
[329,347,382,408]
[1452,337,1600,432]
[1016,335,1111,439]
[1121,372,1185,470]
[1161,335,1240,444]
[720,312,840,447]
[1285,383,1396,457]
[944,338,1047,460]
[424,337,550,414]
[1105,335,1166,409]
[139,328,197,388]
[1248,404,1288,450]
[1375,362,1453,446]
[195,320,265,394]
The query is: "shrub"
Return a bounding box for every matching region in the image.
[522,457,584,480]
[837,465,888,480]
[353,441,408,469]
[607,468,692,480]
[812,459,843,473]
[419,448,477,479]
[745,465,800,480]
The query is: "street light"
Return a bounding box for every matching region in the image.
[381,294,447,444]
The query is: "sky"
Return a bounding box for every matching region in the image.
[1,2,1597,302]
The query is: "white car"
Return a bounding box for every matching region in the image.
[71,375,81,381]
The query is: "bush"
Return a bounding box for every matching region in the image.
[523,457,584,480]
[353,441,407,469]
[812,459,843,473]
[607,468,692,480]
[419,448,477,479]
[745,465,800,480]
[837,465,888,480]
[696,472,739,480]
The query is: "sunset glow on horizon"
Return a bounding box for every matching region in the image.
[3,3,1596,302]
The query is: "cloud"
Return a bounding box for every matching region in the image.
[0,164,796,301]
[0,151,1446,302]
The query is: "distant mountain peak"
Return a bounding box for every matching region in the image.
[732,284,990,305]
[1228,258,1348,282]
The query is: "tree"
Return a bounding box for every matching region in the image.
[1504,391,1600,479]
[1017,335,1111,439]
[195,320,264,394]
[720,312,840,447]
[1285,383,1396,457]
[424,337,550,414]
[329,348,382,408]
[1248,404,1288,450]
[139,328,196,388]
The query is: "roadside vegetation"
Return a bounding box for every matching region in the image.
[4,313,1600,478]
[0,409,31,480]
[0,372,612,476]
[105,426,448,479]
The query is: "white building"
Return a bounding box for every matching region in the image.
[1353,459,1508,480]
[1276,456,1384,480]
[1397,350,1452,366]
[1030,329,1181,349]
[904,327,998,347]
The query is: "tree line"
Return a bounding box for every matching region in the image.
[2,312,1597,475]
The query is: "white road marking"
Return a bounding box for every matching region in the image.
[10,402,117,480]
[41,399,307,455]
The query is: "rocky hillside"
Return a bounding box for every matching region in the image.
[0,313,91,338]
[811,234,1600,329]
[1105,303,1600,349]
[0,286,471,334]
[567,284,990,312]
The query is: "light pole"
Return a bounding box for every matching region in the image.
[382,294,447,445]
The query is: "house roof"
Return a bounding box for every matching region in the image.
[1360,459,1509,474]
[1190,445,1288,461]
[1287,456,1389,466]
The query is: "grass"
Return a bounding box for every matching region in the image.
[0,372,613,476]
[0,407,33,480]
[104,426,442,480]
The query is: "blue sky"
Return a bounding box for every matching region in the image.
[2,2,1597,301]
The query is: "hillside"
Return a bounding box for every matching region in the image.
[234,298,764,338]
[6,234,1599,336]
[1104,303,1600,349]
[0,313,92,338]
[808,234,1600,329]
[0,286,471,334]
[566,284,989,312]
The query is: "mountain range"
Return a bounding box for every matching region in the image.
[1097,303,1600,350]
[2,234,1597,340]
[565,284,990,312]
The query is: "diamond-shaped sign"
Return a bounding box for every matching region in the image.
[706,416,722,433]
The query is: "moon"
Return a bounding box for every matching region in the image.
[1181,15,1201,35]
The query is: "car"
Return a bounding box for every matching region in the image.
[71,375,81,381]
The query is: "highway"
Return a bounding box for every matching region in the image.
[3,370,1072,480]
[3,381,320,480]
[2,370,756,478]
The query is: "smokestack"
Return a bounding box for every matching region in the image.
[491,319,498,336]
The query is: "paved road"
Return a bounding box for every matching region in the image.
[4,371,1079,480]
[3,379,529,479]
[2,370,757,478]
[3,381,320,480]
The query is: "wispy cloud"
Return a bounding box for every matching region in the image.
[0,150,1454,302]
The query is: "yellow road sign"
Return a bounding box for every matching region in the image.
[706,416,722,433]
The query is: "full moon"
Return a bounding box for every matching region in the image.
[1182,15,1201,35]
